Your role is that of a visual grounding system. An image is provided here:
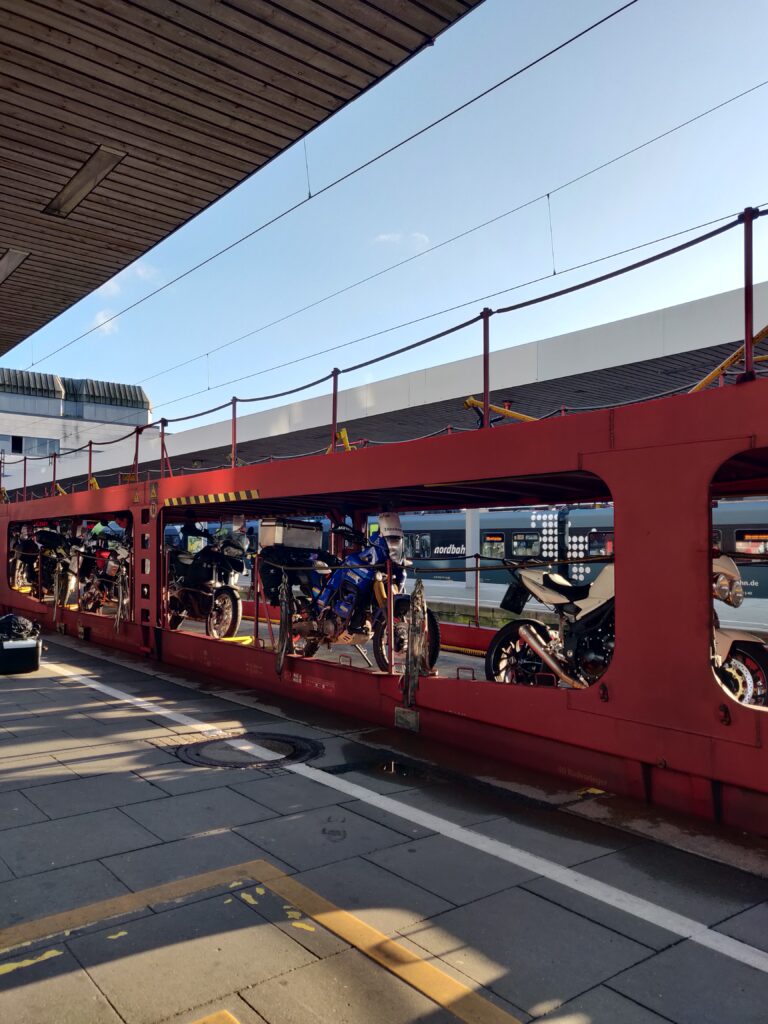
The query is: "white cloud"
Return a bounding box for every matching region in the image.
[98,276,121,297]
[92,309,118,335]
[133,261,157,280]
[373,231,430,247]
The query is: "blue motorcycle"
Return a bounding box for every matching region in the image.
[259,514,440,674]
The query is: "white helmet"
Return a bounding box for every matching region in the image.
[378,512,404,561]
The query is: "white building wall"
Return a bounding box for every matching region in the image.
[4,281,766,493]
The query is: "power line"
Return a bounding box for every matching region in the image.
[22,0,641,371]
[134,74,768,388]
[141,209,745,414]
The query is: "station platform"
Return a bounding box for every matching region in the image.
[1,640,768,1024]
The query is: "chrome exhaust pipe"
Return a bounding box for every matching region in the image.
[518,624,588,689]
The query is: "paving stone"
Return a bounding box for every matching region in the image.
[0,945,123,1024]
[68,894,314,1024]
[0,860,130,931]
[540,985,669,1022]
[163,994,268,1024]
[232,773,346,814]
[0,730,116,759]
[339,798,435,839]
[0,754,82,793]
[716,901,768,952]
[293,856,454,935]
[135,762,270,795]
[366,833,535,904]
[242,946,459,1024]
[303,734,389,768]
[372,783,515,826]
[22,771,166,818]
[60,746,179,778]
[122,786,276,840]
[236,804,407,870]
[0,704,42,723]
[233,883,348,958]
[329,765,438,794]
[609,940,768,1023]
[521,876,676,951]
[404,887,650,1016]
[0,789,48,830]
[475,809,637,866]
[0,857,12,882]
[576,841,768,924]
[0,808,159,876]
[102,829,271,890]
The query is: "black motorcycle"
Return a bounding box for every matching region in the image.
[167,538,245,639]
[79,537,131,628]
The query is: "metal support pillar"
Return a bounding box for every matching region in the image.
[87,440,93,488]
[465,507,480,592]
[231,398,238,468]
[329,369,340,452]
[22,456,27,502]
[132,427,141,481]
[51,452,57,496]
[482,307,491,427]
[740,206,757,382]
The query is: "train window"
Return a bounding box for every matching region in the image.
[735,531,768,556]
[509,531,541,558]
[405,533,431,559]
[482,533,506,559]
[587,530,614,556]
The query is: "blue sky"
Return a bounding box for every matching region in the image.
[8,0,768,435]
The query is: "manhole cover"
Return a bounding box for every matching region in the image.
[174,731,324,770]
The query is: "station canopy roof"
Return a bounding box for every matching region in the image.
[0,0,482,355]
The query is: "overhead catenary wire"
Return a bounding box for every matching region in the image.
[136,208,749,414]
[8,205,765,483]
[22,0,642,371]
[134,73,768,389]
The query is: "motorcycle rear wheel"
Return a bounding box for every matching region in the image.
[275,575,293,675]
[485,619,552,684]
[372,605,440,674]
[206,590,241,639]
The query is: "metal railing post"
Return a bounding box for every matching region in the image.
[482,308,492,427]
[329,368,340,452]
[231,397,238,468]
[741,207,757,381]
[474,553,480,627]
[22,456,27,502]
[159,421,165,479]
[253,551,260,646]
[386,558,394,675]
[132,427,141,481]
[51,452,57,496]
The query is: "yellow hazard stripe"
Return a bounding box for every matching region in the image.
[163,489,259,507]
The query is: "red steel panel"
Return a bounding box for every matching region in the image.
[3,380,768,830]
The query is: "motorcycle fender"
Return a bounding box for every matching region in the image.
[714,627,766,661]
[217,586,241,607]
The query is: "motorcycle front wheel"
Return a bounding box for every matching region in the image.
[724,644,768,706]
[372,605,440,674]
[485,619,552,683]
[206,589,242,639]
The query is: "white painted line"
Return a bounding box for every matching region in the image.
[48,656,768,974]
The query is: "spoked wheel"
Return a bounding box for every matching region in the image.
[485,619,552,683]
[723,644,768,706]
[12,561,28,590]
[275,574,294,675]
[80,584,104,613]
[372,601,440,674]
[206,589,241,639]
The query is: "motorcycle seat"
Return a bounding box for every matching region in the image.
[542,572,591,601]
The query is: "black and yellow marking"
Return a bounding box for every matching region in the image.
[164,489,259,507]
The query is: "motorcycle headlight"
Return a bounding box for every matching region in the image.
[713,574,731,602]
[730,579,744,607]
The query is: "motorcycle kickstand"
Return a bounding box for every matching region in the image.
[354,644,374,668]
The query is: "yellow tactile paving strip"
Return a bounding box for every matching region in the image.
[0,857,522,1024]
